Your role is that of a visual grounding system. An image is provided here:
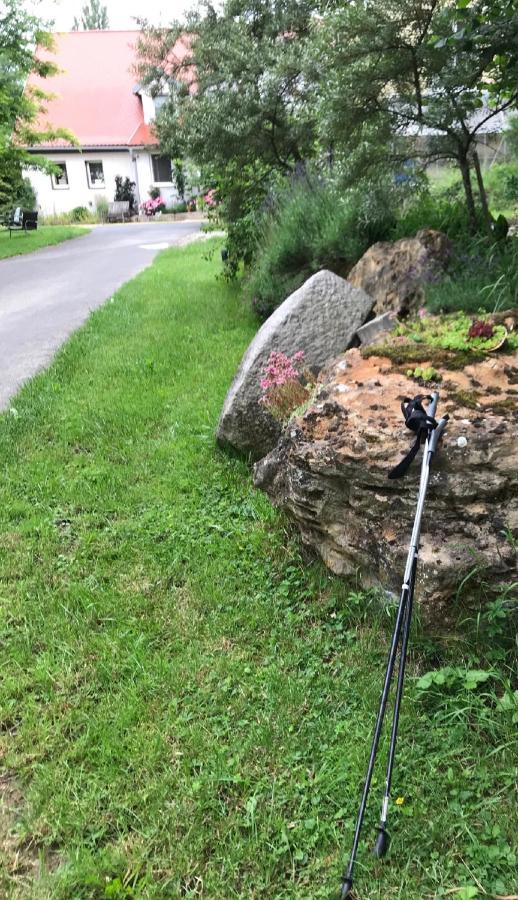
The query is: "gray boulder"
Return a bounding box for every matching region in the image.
[216,270,374,458]
[356,312,397,346]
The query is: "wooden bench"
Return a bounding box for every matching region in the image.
[3,208,39,237]
[107,201,130,223]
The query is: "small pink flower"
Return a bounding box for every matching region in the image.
[204,189,217,207]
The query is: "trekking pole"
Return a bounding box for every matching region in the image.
[340,392,448,899]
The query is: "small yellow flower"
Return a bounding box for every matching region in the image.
[395,796,405,806]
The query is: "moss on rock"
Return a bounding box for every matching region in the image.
[361,342,485,370]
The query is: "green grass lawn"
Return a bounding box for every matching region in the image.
[428,165,518,221]
[0,240,515,899]
[0,225,90,260]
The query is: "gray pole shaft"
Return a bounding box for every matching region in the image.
[341,404,448,896]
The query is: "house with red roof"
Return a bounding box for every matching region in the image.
[25,30,187,216]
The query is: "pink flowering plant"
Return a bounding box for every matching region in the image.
[141,196,165,216]
[203,189,217,208]
[259,351,315,422]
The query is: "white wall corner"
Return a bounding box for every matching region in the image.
[139,90,156,126]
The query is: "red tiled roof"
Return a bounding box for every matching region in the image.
[26,30,160,148]
[128,122,157,146]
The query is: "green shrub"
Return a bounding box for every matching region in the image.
[168,201,188,214]
[114,175,137,213]
[225,209,262,279]
[392,190,478,241]
[14,176,37,211]
[430,162,518,216]
[70,205,90,222]
[95,195,109,223]
[504,113,518,160]
[245,179,397,318]
[483,163,518,209]
[425,238,518,314]
[0,172,37,214]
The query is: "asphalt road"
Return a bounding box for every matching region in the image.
[0,221,200,409]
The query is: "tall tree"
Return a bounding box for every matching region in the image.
[72,0,109,31]
[137,0,322,265]
[0,0,74,210]
[317,0,518,233]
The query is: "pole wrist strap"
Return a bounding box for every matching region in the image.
[388,395,437,480]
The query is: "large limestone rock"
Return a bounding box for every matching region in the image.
[348,228,452,317]
[217,270,374,458]
[254,347,517,618]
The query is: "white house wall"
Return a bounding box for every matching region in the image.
[133,151,179,207]
[27,149,180,215]
[26,151,136,216]
[140,92,156,125]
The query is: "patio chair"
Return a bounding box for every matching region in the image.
[5,208,39,237]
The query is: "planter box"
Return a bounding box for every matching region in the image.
[135,212,208,224]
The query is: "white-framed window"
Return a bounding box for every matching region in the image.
[152,155,172,183]
[51,162,69,189]
[85,160,105,189]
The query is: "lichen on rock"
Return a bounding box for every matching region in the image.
[348,228,452,317]
[253,346,517,616]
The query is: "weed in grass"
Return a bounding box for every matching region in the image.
[0,240,515,898]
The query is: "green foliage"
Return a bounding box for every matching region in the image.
[168,200,188,214]
[138,0,323,265]
[172,158,185,200]
[392,191,480,241]
[431,162,518,217]
[483,162,518,209]
[416,667,492,692]
[2,174,37,212]
[137,0,518,274]
[396,311,517,353]
[317,0,518,233]
[0,0,75,210]
[114,175,137,213]
[245,178,397,317]
[72,0,109,30]
[69,205,90,222]
[218,159,277,276]
[426,239,518,314]
[496,689,518,723]
[406,365,442,383]
[504,112,518,159]
[95,195,109,223]
[140,0,320,177]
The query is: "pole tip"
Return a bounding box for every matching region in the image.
[372,827,390,859]
[340,877,353,898]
